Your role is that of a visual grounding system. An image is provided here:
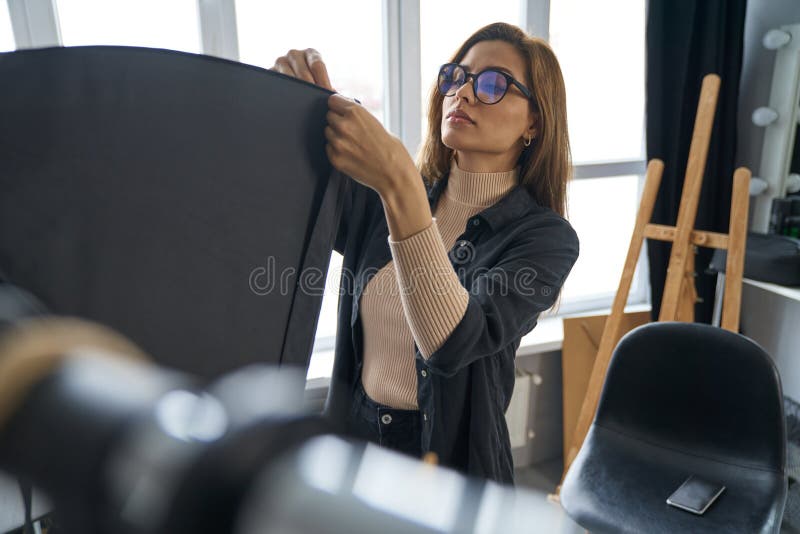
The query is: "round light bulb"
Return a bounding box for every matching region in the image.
[787,173,800,194]
[749,176,769,196]
[763,29,792,50]
[752,107,779,127]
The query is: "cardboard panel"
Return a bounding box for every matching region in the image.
[561,311,651,462]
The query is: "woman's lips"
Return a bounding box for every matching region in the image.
[446,115,475,125]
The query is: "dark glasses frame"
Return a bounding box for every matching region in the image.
[438,62,535,105]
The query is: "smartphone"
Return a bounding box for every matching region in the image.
[666,475,726,515]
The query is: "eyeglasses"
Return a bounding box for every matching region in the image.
[437,63,534,105]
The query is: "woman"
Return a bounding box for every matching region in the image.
[271,22,579,485]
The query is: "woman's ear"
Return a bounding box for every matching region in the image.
[526,110,539,139]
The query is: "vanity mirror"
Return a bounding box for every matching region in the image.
[751,23,800,232]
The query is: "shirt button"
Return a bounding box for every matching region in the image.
[472,219,480,226]
[381,414,392,425]
[421,370,428,378]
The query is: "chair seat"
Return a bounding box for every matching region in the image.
[561,423,787,534]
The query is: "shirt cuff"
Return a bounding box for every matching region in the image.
[387,217,469,358]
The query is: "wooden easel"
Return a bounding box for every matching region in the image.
[557,73,752,488]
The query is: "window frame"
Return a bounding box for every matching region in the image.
[7,0,61,48]
[6,0,650,366]
[384,0,650,320]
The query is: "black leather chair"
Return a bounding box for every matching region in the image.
[561,321,787,533]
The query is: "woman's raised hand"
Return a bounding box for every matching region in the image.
[270,48,335,92]
[270,48,418,198]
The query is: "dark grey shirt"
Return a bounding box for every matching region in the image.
[324,170,580,485]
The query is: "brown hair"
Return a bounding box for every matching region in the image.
[416,22,571,218]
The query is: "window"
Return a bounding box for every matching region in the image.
[0,2,14,52]
[559,175,644,308]
[549,0,645,164]
[56,0,201,52]
[548,0,647,312]
[307,251,342,380]
[234,0,385,382]
[308,2,647,378]
[419,2,521,140]
[235,0,385,125]
[4,1,647,382]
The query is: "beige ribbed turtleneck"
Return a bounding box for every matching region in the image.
[359,159,520,409]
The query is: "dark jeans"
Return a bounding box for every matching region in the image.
[345,379,422,459]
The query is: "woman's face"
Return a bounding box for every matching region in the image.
[440,40,537,170]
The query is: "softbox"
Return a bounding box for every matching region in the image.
[0,45,348,380]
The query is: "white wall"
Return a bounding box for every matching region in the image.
[740,283,800,399]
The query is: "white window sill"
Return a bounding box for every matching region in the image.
[516,302,652,357]
[305,303,652,393]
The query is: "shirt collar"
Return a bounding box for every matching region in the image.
[426,171,538,231]
[445,159,520,207]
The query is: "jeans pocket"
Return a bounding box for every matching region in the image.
[381,415,421,457]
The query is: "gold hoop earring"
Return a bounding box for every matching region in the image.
[523,135,532,147]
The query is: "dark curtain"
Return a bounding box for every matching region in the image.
[645,0,747,323]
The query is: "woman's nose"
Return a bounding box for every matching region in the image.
[453,78,475,103]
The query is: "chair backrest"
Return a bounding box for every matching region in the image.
[594,321,785,472]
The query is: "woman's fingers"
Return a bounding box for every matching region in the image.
[269,51,310,80]
[269,48,335,91]
[327,93,357,114]
[304,48,334,91]
[326,110,346,132]
[285,49,315,84]
[270,56,292,75]
[324,125,340,150]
